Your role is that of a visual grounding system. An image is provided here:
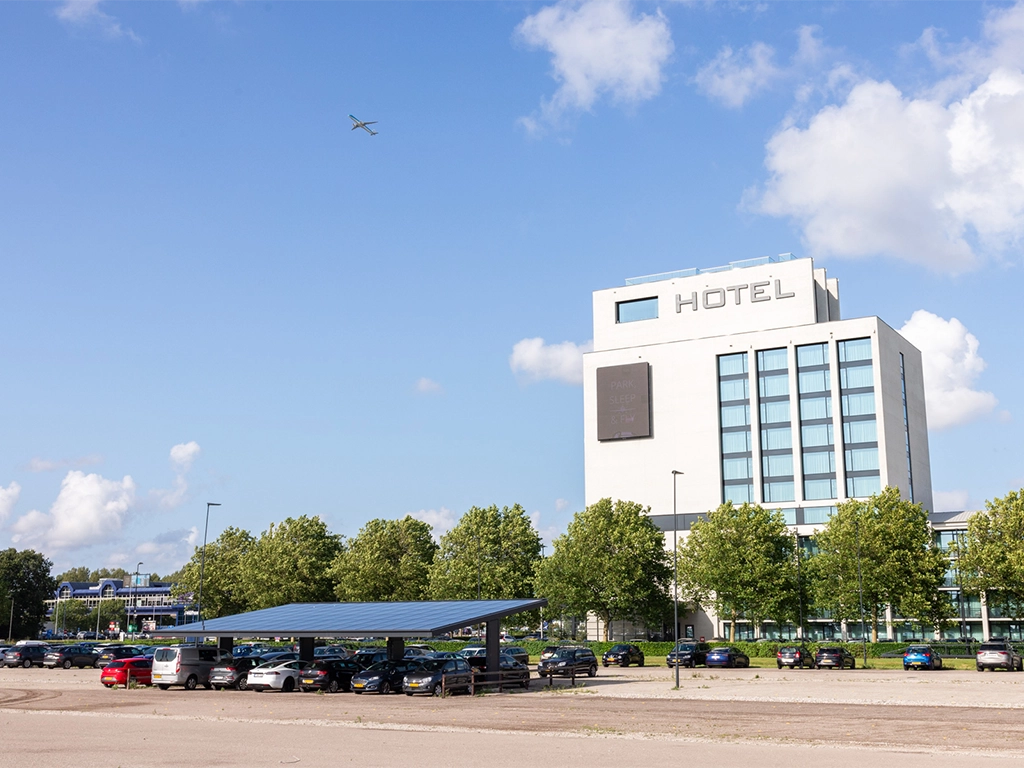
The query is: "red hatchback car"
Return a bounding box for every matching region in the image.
[100,657,153,688]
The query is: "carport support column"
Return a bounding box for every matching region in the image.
[486,619,500,677]
[298,637,315,662]
[386,637,405,662]
[218,636,233,655]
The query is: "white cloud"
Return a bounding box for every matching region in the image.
[23,455,103,473]
[55,0,140,43]
[933,489,971,513]
[753,11,1024,272]
[415,377,443,394]
[153,442,201,510]
[695,42,781,109]
[129,527,200,571]
[10,471,136,550]
[410,507,457,540]
[555,498,570,512]
[0,482,20,525]
[510,337,593,385]
[516,0,673,132]
[899,310,998,430]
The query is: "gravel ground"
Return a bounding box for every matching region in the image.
[2,664,1023,767]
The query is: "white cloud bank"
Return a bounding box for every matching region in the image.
[509,337,593,385]
[55,0,140,42]
[933,489,971,513]
[751,5,1024,272]
[410,507,457,540]
[415,377,443,394]
[153,441,202,510]
[516,0,673,132]
[0,482,21,526]
[900,310,998,430]
[10,471,136,551]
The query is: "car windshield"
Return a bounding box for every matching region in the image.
[608,645,629,652]
[819,648,842,653]
[552,650,576,659]
[107,661,125,668]
[906,646,931,653]
[153,648,177,662]
[365,662,392,673]
[980,643,1008,651]
[674,644,695,652]
[415,660,445,673]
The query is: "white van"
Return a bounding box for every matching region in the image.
[152,645,231,690]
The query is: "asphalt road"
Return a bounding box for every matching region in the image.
[2,664,1022,767]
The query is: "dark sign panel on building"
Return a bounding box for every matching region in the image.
[596,362,651,440]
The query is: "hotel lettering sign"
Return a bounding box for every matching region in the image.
[596,362,651,441]
[676,279,795,313]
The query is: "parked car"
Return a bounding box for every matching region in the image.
[3,642,49,668]
[428,651,461,660]
[352,649,389,669]
[666,642,711,668]
[257,651,299,665]
[706,647,750,668]
[777,645,814,669]
[539,644,573,662]
[299,658,361,693]
[233,643,273,658]
[903,645,943,670]
[403,646,433,659]
[501,646,530,666]
[403,657,474,696]
[44,645,100,669]
[315,645,354,659]
[602,644,645,667]
[814,647,856,669]
[351,659,425,694]
[496,654,531,689]
[209,656,265,690]
[97,646,145,668]
[100,658,152,687]
[152,645,232,690]
[537,647,598,678]
[247,660,310,692]
[458,647,488,669]
[76,631,98,640]
[976,640,1023,672]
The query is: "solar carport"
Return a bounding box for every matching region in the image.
[151,599,547,673]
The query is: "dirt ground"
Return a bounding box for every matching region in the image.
[2,664,1023,767]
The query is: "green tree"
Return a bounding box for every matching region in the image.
[809,487,949,642]
[53,599,92,633]
[172,527,256,620]
[0,548,56,640]
[535,499,671,641]
[55,566,92,583]
[331,516,437,602]
[241,516,342,610]
[87,598,126,634]
[676,502,801,641]
[428,504,542,605]
[956,489,1024,619]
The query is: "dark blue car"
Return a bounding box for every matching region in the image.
[705,647,750,668]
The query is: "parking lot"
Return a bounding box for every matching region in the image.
[3,662,1024,767]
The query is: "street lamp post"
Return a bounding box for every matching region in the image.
[130,561,143,641]
[954,531,968,644]
[540,543,546,641]
[7,597,13,643]
[671,470,683,690]
[197,502,221,636]
[855,514,868,669]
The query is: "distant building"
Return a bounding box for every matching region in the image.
[46,577,190,634]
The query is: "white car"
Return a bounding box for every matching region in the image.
[246,660,308,692]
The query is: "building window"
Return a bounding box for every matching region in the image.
[616,297,658,323]
[719,352,753,506]
[900,353,915,502]
[802,506,836,524]
[839,338,879,499]
[757,347,794,503]
[797,342,836,501]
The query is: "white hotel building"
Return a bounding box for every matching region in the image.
[582,254,933,641]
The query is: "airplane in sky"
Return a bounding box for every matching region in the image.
[349,114,378,135]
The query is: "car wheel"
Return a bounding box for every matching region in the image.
[904,665,910,671]
[603,662,609,668]
[977,665,984,672]
[380,681,391,695]
[103,683,113,688]
[639,658,644,667]
[184,675,198,691]
[213,685,223,691]
[521,679,529,690]
[777,662,783,669]
[236,675,248,691]
[203,682,212,690]
[62,659,73,670]
[158,684,170,690]
[22,659,32,669]
[620,661,628,668]
[282,678,295,693]
[850,660,855,670]
[433,682,444,697]
[588,665,597,677]
[327,679,340,694]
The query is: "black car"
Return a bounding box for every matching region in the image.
[352,649,389,669]
[496,654,531,689]
[602,644,645,667]
[459,648,489,670]
[705,647,750,668]
[815,647,856,669]
[352,659,426,694]
[3,643,49,668]
[96,646,145,668]
[44,645,100,669]
[666,642,711,668]
[403,657,474,696]
[777,645,814,669]
[209,656,264,690]
[537,647,598,678]
[299,658,361,693]
[501,646,530,666]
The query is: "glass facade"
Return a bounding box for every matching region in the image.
[718,352,753,504]
[839,338,880,498]
[758,348,794,503]
[900,353,914,502]
[797,342,836,501]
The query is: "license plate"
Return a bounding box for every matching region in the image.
[409,682,419,687]
[102,677,116,683]
[153,674,163,679]
[301,679,314,684]
[354,682,364,688]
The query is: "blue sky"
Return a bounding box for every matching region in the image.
[1,1,1022,575]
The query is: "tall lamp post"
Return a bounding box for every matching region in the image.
[130,561,143,641]
[540,543,546,641]
[855,513,868,669]
[197,502,221,636]
[671,470,683,690]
